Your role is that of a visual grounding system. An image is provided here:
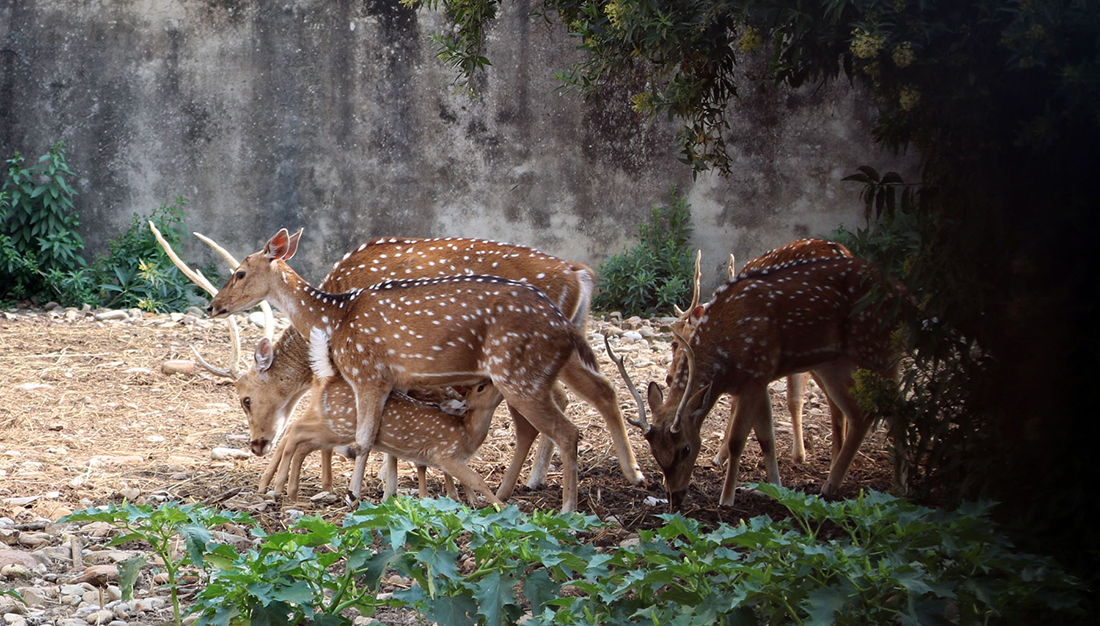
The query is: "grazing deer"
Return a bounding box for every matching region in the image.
[207,228,644,512]
[153,228,606,499]
[671,240,854,467]
[259,328,505,505]
[613,253,903,509]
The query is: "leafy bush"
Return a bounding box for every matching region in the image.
[593,185,694,317]
[63,503,254,626]
[0,142,86,304]
[74,490,1085,625]
[95,196,209,312]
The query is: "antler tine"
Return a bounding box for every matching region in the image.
[149,221,217,297]
[727,253,736,281]
[194,231,276,340]
[603,335,650,433]
[670,329,695,434]
[149,221,241,379]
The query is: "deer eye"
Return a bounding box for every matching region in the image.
[241,397,251,412]
[476,382,488,392]
[235,270,246,280]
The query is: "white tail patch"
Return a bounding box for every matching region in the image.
[309,327,336,380]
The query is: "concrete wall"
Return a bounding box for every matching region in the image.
[0,0,913,293]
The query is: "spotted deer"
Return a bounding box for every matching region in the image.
[207,228,645,512]
[613,253,903,509]
[259,328,505,505]
[670,240,854,467]
[153,228,606,500]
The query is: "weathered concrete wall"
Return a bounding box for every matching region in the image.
[0,0,913,293]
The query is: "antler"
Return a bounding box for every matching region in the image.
[149,221,243,379]
[603,335,650,434]
[193,231,275,340]
[727,253,736,281]
[673,250,702,318]
[669,329,700,434]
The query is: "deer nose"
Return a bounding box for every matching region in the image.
[251,439,268,456]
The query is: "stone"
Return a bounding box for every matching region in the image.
[160,360,195,375]
[0,563,33,576]
[210,447,249,460]
[84,609,114,625]
[0,550,38,570]
[93,310,127,321]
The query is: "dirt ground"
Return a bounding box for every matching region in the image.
[0,305,896,534]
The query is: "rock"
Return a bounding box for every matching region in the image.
[3,613,27,626]
[118,488,141,501]
[0,550,39,570]
[160,360,195,375]
[210,447,249,460]
[84,609,114,625]
[621,330,644,343]
[70,564,119,586]
[121,367,151,375]
[0,564,32,580]
[92,310,127,322]
[18,586,51,607]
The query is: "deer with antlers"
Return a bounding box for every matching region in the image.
[258,327,506,505]
[611,249,903,509]
[207,228,644,512]
[152,226,632,501]
[670,240,854,468]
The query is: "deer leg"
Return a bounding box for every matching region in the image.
[811,362,874,497]
[787,373,808,463]
[719,383,771,506]
[320,449,334,493]
[258,430,293,492]
[525,383,568,489]
[381,453,399,500]
[496,406,540,502]
[443,473,461,501]
[415,464,430,499]
[436,460,504,508]
[712,396,739,464]
[558,358,645,486]
[349,385,391,498]
[810,372,847,467]
[501,391,579,513]
[287,442,323,503]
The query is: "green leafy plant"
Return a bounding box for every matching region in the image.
[96,196,208,312]
[184,491,1084,625]
[0,142,86,304]
[593,185,694,317]
[62,503,253,626]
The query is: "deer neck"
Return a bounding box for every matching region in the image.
[267,261,360,338]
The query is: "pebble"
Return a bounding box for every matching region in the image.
[210,447,250,460]
[160,360,195,376]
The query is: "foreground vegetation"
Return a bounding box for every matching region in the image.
[62,486,1085,625]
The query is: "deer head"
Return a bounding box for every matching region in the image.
[207,228,302,318]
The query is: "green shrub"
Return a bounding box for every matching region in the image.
[96,196,208,312]
[0,142,86,304]
[593,185,694,317]
[75,490,1087,625]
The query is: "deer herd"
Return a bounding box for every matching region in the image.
[155,226,905,513]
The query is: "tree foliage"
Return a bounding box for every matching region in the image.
[405,0,1100,585]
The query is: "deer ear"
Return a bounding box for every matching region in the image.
[283,228,303,261]
[254,338,274,372]
[647,381,664,410]
[263,229,290,260]
[690,306,705,324]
